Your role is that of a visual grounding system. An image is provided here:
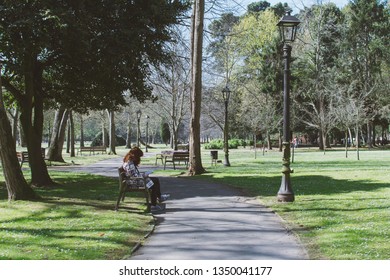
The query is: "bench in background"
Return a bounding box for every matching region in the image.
[164,151,189,170]
[77,146,107,155]
[17,148,46,167]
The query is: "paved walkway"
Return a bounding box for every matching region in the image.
[55,156,308,260]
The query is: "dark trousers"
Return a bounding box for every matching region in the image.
[149,177,161,206]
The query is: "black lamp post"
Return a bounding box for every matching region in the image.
[136,109,141,148]
[276,7,300,202]
[145,115,149,152]
[222,85,231,167]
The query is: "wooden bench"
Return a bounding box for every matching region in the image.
[155,150,172,165]
[17,148,46,167]
[77,146,107,155]
[115,167,150,211]
[164,151,189,170]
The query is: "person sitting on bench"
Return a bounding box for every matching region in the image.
[122,147,169,212]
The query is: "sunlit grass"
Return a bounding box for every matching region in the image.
[1,145,389,259]
[0,171,153,260]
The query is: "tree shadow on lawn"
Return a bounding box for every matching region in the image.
[0,172,148,213]
[200,173,390,198]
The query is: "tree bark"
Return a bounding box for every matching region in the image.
[66,118,70,154]
[126,113,132,148]
[19,51,54,187]
[188,0,205,175]
[108,110,116,154]
[80,114,85,148]
[47,107,69,162]
[9,107,19,144]
[367,120,373,149]
[0,65,38,200]
[102,114,108,147]
[69,111,75,157]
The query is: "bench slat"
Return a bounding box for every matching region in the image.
[77,146,107,155]
[17,148,46,167]
[164,151,189,170]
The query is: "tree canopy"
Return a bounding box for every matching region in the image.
[0,0,190,195]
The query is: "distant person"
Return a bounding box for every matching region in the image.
[293,137,298,148]
[122,147,169,212]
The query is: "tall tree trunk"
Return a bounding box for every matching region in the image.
[345,130,348,158]
[69,111,75,157]
[11,107,19,144]
[20,51,54,187]
[267,131,272,150]
[322,132,327,155]
[80,114,85,148]
[126,113,132,148]
[19,124,26,147]
[66,119,70,153]
[102,115,108,147]
[108,110,116,154]
[356,125,360,161]
[367,120,373,148]
[319,129,325,150]
[0,64,38,200]
[46,108,69,162]
[188,0,205,175]
[278,131,282,152]
[348,127,354,147]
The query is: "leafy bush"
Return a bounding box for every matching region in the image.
[204,139,245,149]
[204,139,224,149]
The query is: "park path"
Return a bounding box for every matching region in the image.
[54,156,308,260]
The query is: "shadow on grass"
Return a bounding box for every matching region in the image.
[198,173,390,198]
[0,172,153,259]
[0,171,148,213]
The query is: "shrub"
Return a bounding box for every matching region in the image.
[204,139,243,149]
[204,139,224,149]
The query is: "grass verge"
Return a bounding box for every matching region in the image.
[0,170,153,260]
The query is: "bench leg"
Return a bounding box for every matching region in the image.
[155,156,163,165]
[115,191,124,211]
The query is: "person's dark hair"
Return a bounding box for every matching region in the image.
[123,147,143,166]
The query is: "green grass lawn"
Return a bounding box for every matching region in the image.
[0,154,153,259]
[1,145,389,260]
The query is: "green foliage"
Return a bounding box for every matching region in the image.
[207,12,240,73]
[204,139,224,149]
[0,0,191,112]
[229,138,248,148]
[247,1,270,13]
[204,138,247,149]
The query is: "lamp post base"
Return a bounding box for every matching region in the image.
[277,192,295,202]
[277,141,294,202]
